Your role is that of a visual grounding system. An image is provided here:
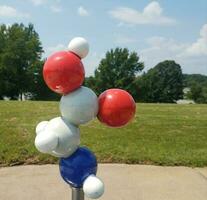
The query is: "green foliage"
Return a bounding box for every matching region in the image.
[183,74,207,103]
[1,101,207,167]
[137,60,183,103]
[0,23,43,100]
[85,48,144,98]
[187,83,207,103]
[183,74,207,87]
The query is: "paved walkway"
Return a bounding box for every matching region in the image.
[0,164,207,200]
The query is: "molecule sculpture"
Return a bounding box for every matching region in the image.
[34,37,136,200]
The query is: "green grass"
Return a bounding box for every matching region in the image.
[0,101,207,167]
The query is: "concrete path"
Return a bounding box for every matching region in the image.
[0,164,207,200]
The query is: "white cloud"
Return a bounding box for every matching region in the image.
[140,24,207,74]
[29,0,62,13]
[30,0,62,13]
[115,35,138,44]
[0,5,29,18]
[109,1,176,26]
[30,0,47,6]
[140,37,186,68]
[184,24,207,56]
[45,44,66,56]
[117,22,135,28]
[77,6,89,17]
[50,5,62,13]
[145,36,187,52]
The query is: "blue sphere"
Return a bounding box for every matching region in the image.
[59,147,97,188]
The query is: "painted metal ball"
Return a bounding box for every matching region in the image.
[60,86,98,125]
[59,147,97,188]
[97,89,136,127]
[43,51,85,94]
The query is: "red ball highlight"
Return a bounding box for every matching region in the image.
[97,89,136,127]
[43,51,85,94]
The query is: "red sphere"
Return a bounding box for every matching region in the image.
[97,89,136,127]
[43,51,85,94]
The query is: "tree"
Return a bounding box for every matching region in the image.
[187,83,207,103]
[28,59,60,100]
[0,23,43,100]
[183,74,207,103]
[85,48,144,98]
[137,60,183,103]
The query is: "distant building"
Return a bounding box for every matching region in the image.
[176,99,195,104]
[18,93,33,101]
[3,93,33,101]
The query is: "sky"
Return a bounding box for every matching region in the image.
[0,0,207,76]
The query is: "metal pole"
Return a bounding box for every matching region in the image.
[71,187,84,200]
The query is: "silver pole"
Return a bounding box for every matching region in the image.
[71,187,84,200]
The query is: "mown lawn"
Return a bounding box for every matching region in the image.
[0,101,207,167]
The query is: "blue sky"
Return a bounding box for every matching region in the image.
[0,0,207,76]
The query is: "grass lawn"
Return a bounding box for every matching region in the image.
[0,101,207,167]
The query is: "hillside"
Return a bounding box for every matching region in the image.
[183,74,207,87]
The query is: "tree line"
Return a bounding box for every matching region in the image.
[0,23,59,100]
[0,23,206,103]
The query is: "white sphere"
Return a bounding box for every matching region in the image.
[60,86,98,125]
[34,117,80,157]
[35,121,49,135]
[83,175,104,199]
[46,117,80,157]
[35,130,58,153]
[68,37,89,59]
